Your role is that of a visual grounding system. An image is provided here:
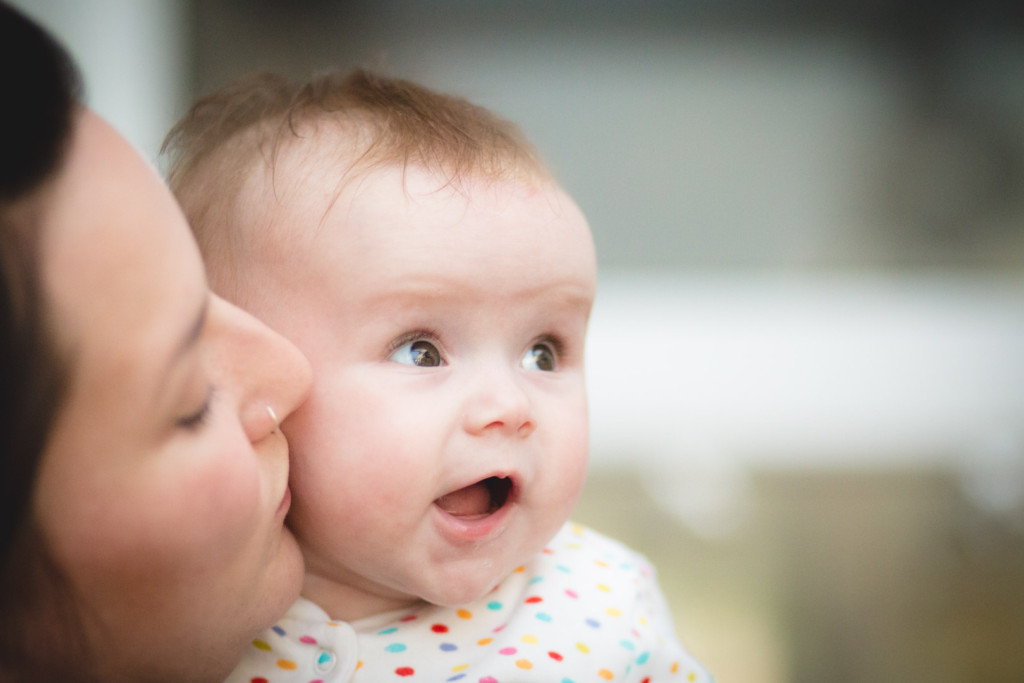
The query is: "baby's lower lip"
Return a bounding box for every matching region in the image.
[433,500,513,541]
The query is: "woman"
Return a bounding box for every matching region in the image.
[0,5,312,681]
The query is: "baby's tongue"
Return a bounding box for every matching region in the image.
[436,481,491,517]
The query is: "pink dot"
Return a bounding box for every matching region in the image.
[299,635,318,644]
[565,589,579,599]
[400,614,418,622]
[499,647,517,656]
[480,678,498,683]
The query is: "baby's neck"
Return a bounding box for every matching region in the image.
[302,572,424,623]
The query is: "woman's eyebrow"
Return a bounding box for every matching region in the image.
[171,297,209,365]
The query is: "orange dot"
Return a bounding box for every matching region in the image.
[515,659,533,670]
[513,565,526,573]
[456,609,473,619]
[276,659,297,671]
[478,637,494,646]
[671,661,679,673]
[598,668,614,680]
[357,661,364,670]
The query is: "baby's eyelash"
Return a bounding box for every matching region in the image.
[386,329,442,355]
[535,334,567,357]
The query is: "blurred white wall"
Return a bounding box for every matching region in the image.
[11,0,187,162]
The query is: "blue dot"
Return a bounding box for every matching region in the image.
[529,576,544,585]
[385,643,407,653]
[378,627,399,635]
[447,675,467,682]
[556,564,571,573]
[271,625,286,636]
[536,612,552,622]
[487,601,503,611]
[561,678,576,683]
[636,652,650,665]
[440,643,457,652]
[585,618,600,629]
[619,639,636,651]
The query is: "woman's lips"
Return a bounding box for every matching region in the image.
[277,485,292,515]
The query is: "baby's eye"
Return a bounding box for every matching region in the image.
[521,342,556,372]
[389,339,444,367]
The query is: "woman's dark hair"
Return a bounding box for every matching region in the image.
[0,1,83,676]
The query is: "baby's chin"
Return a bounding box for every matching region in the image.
[416,573,504,608]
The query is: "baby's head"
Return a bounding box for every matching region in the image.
[165,70,597,620]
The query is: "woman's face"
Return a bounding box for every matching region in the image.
[31,111,312,681]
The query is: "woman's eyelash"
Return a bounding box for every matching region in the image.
[177,386,214,430]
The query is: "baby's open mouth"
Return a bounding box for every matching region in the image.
[435,476,513,519]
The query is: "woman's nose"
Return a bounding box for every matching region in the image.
[462,365,536,438]
[207,295,312,442]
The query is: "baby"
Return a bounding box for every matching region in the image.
[165,70,710,682]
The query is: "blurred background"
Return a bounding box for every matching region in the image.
[16,1,1024,680]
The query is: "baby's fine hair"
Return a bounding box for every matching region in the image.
[163,69,548,246]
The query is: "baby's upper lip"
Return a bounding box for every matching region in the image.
[437,470,518,500]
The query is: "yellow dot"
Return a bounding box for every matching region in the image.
[598,668,614,680]
[478,637,494,646]
[521,634,538,644]
[576,642,590,654]
[252,639,271,651]
[571,523,585,536]
[638,616,648,626]
[516,659,533,670]
[276,659,298,671]
[595,560,609,568]
[452,664,469,673]
[606,607,622,617]
[688,673,697,681]
[327,621,341,627]
[597,583,611,592]
[456,609,473,619]
[566,543,583,550]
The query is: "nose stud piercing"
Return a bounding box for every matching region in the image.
[266,405,280,433]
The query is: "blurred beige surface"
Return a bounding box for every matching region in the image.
[575,468,1024,683]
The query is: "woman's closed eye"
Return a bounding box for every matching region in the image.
[176,385,214,431]
[389,338,444,367]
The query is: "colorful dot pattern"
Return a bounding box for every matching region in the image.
[226,523,713,682]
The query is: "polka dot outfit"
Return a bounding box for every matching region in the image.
[227,523,712,682]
